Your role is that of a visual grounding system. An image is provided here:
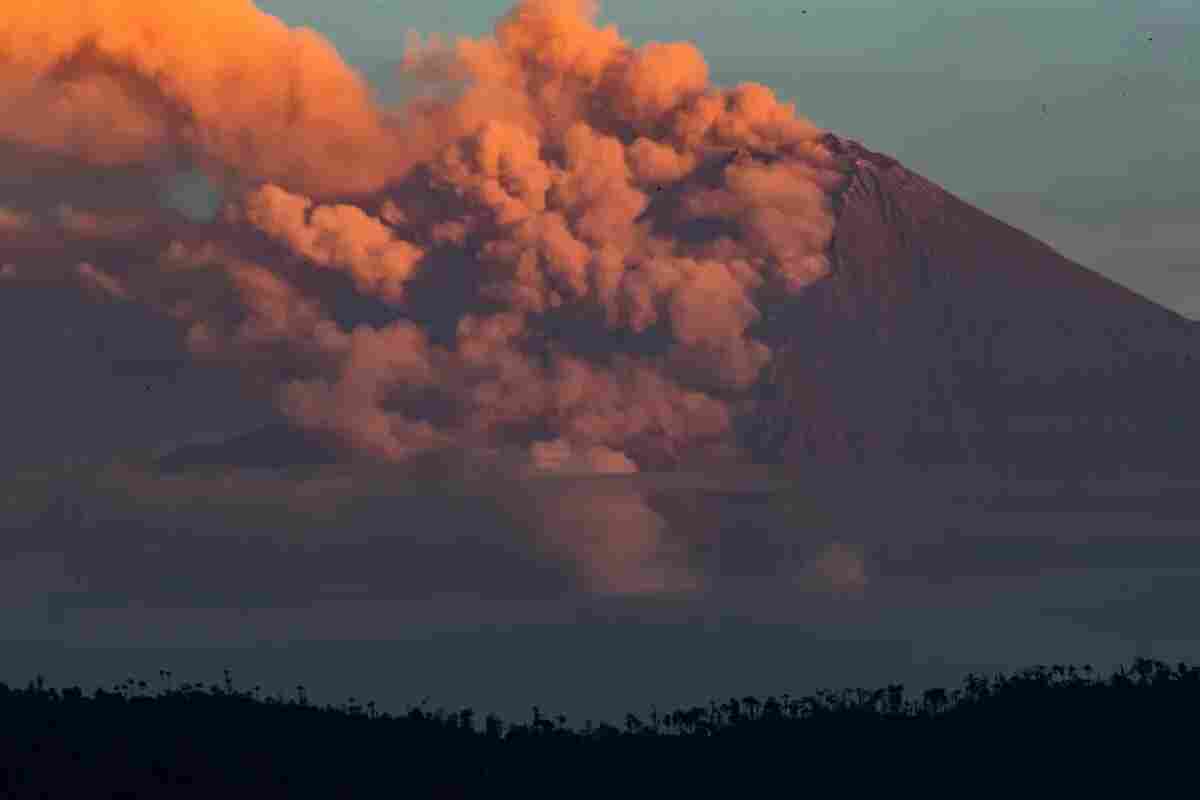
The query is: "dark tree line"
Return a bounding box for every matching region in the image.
[0,656,1195,797]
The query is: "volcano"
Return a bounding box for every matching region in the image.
[158,133,1199,481]
[745,133,1199,480]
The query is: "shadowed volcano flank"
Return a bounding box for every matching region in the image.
[745,133,1199,479]
[157,424,347,474]
[817,134,1190,316]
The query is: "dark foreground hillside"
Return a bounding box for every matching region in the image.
[1,657,1193,797]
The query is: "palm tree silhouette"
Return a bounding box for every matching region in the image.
[742,696,761,721]
[922,687,948,717]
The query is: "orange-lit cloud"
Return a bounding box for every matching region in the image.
[0,0,848,595]
[0,0,411,197]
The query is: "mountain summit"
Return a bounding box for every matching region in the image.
[159,134,1197,480]
[747,133,1198,478]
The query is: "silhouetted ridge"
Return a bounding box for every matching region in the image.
[156,423,347,473]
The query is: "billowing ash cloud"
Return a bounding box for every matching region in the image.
[0,0,409,197]
[1,0,849,594]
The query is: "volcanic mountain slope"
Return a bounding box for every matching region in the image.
[156,133,1198,480]
[156,423,346,474]
[747,133,1199,479]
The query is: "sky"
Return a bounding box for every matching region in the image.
[1,0,1198,725]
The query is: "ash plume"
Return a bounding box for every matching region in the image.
[0,0,847,594]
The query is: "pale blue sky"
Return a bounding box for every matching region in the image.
[257,0,1200,318]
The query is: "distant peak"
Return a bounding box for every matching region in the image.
[820,133,902,172]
